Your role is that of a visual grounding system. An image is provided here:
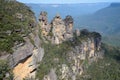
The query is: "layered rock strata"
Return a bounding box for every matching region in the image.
[8,29,44,80]
[39,11,73,44]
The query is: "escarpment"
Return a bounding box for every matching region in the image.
[0,1,104,79]
[8,10,44,79]
[7,10,104,80]
[8,14,44,80]
[36,11,104,80]
[0,0,44,79]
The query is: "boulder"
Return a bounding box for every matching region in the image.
[43,69,57,80]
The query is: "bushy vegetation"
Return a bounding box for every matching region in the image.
[0,0,35,53]
[37,30,120,80]
[36,30,102,79]
[80,43,120,80]
[0,60,13,80]
[36,41,72,79]
[103,36,120,47]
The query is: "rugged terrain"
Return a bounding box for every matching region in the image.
[0,0,120,80]
[36,11,103,80]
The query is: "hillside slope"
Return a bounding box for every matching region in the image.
[0,0,36,54]
[77,3,120,35]
[76,3,120,47]
[0,0,43,79]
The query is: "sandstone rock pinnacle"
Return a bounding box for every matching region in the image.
[39,11,74,44]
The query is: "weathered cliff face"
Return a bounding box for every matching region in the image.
[41,36,103,80]
[0,0,105,79]
[39,11,73,44]
[65,38,103,80]
[8,30,44,80]
[12,48,44,80]
[51,14,66,44]
[39,11,51,37]
[8,15,45,79]
[6,9,103,80]
[35,11,104,80]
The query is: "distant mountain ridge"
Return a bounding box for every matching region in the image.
[76,3,120,47]
[76,3,120,36]
[27,3,110,21]
[110,3,120,7]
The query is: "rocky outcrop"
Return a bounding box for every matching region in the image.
[67,38,103,79]
[41,31,103,80]
[39,11,51,37]
[8,28,44,80]
[13,48,44,80]
[6,9,104,80]
[39,11,73,44]
[37,11,104,80]
[51,14,66,44]
[64,15,74,40]
[8,37,34,68]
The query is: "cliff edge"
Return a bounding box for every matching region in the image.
[0,1,104,80]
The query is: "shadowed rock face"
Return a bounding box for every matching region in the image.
[8,37,34,68]
[64,15,73,33]
[8,25,45,80]
[39,11,74,44]
[9,35,44,80]
[39,11,51,37]
[39,11,48,25]
[12,48,44,80]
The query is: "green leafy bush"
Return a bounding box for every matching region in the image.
[82,44,120,80]
[0,60,12,79]
[0,0,35,53]
[36,41,72,79]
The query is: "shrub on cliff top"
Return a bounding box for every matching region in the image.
[0,0,35,54]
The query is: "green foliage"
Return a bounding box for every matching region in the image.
[82,44,120,80]
[36,41,72,79]
[0,60,13,80]
[103,36,120,47]
[0,0,35,53]
[28,35,35,47]
[48,26,53,37]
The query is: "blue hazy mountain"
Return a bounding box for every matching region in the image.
[75,3,120,47]
[26,3,110,22]
[76,3,120,36]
